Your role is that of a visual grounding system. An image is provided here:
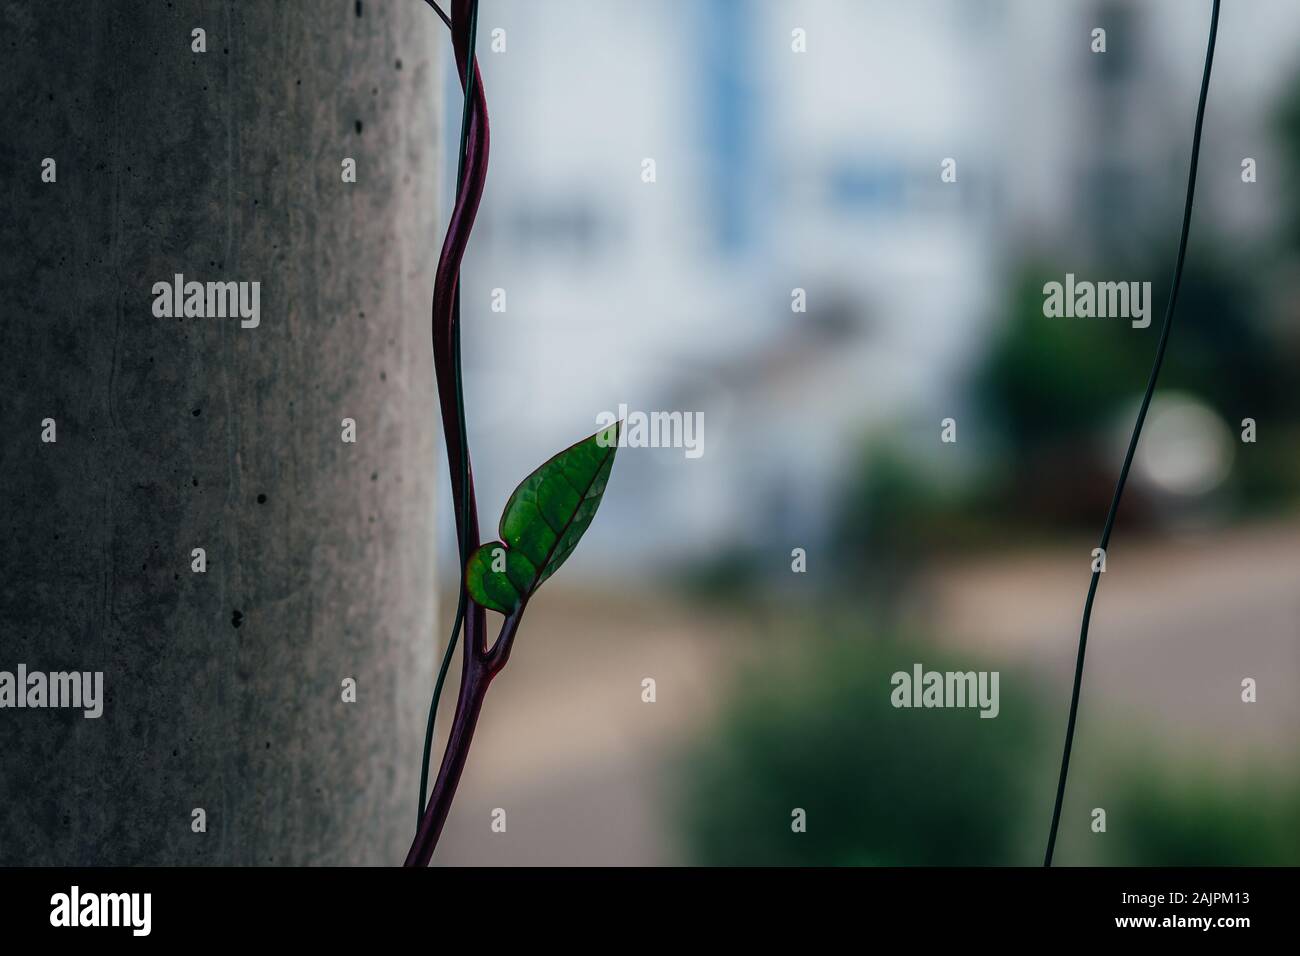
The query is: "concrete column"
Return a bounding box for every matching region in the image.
[0,0,439,864]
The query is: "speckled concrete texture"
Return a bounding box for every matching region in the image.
[0,0,440,864]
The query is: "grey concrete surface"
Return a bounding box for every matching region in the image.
[0,1,440,864]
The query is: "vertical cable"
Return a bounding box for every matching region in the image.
[1044,0,1221,867]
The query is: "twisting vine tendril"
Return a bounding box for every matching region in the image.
[407,0,620,868]
[416,0,480,831]
[408,0,492,867]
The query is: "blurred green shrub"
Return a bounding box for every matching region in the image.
[832,438,1000,571]
[1093,764,1300,866]
[677,628,1300,866]
[676,632,1046,865]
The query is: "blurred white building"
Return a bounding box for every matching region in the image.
[439,0,1300,578]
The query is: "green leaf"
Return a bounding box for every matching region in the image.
[465,421,620,615]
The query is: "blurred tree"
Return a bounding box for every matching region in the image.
[976,265,1148,454]
[1275,69,1300,250]
[962,250,1294,528]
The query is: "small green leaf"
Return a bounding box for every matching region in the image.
[465,421,620,615]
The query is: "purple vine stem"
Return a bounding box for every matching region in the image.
[404,0,504,868]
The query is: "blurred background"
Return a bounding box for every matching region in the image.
[431,0,1300,865]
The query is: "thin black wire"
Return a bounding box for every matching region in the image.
[1044,0,1221,867]
[419,0,481,825]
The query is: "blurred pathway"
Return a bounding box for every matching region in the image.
[920,518,1300,759]
[432,519,1300,864]
[434,592,739,865]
